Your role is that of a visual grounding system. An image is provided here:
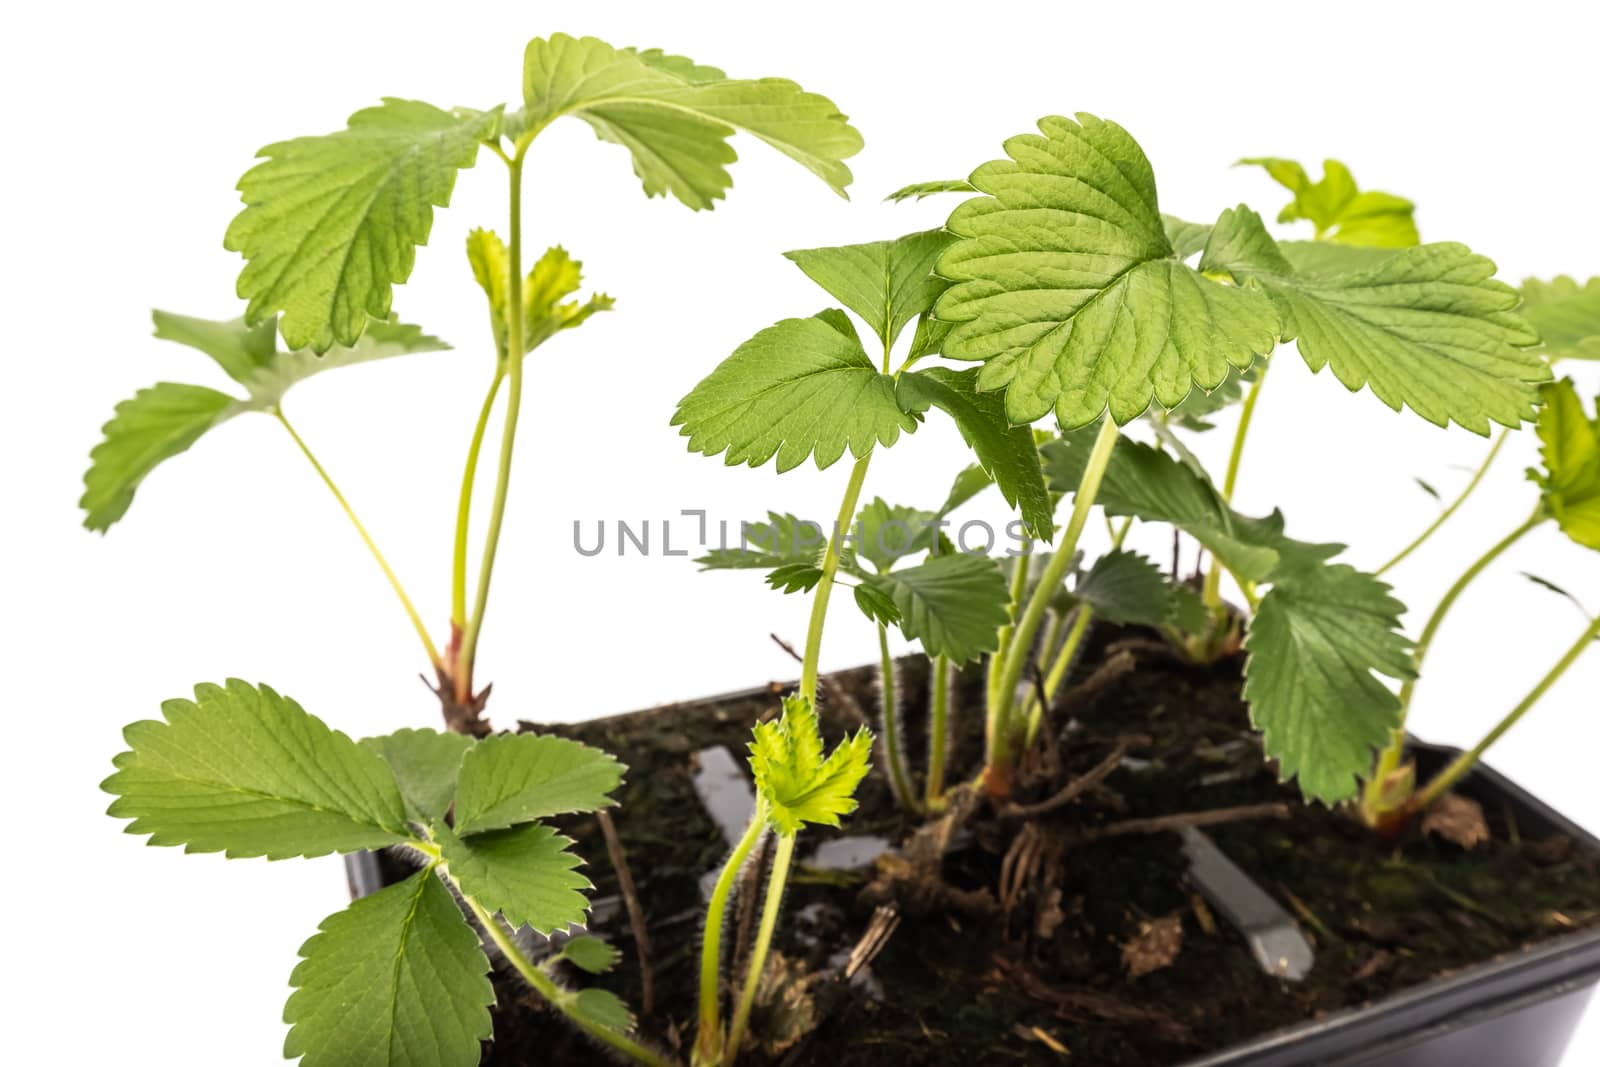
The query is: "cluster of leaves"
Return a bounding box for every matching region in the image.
[103,680,627,1065]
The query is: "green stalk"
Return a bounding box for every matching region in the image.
[726,833,797,1065]
[455,153,528,702]
[275,409,442,668]
[1415,612,1600,810]
[695,802,768,1066]
[1376,428,1509,577]
[1202,362,1269,611]
[876,622,918,810]
[988,537,1033,714]
[925,655,951,810]
[986,418,1121,792]
[799,453,873,704]
[461,887,676,1067]
[1362,508,1545,819]
[450,367,505,630]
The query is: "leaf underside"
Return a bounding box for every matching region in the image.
[1533,379,1600,551]
[1519,276,1600,363]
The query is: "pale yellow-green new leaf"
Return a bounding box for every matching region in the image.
[520,34,862,210]
[1533,379,1600,551]
[1239,157,1418,248]
[466,230,613,359]
[748,695,873,835]
[936,114,1280,429]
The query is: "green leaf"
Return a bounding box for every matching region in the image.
[1204,206,1547,433]
[854,498,938,572]
[104,679,410,859]
[749,694,873,835]
[1532,379,1600,551]
[1156,360,1259,432]
[1239,157,1418,247]
[360,728,475,822]
[884,178,974,202]
[672,313,919,472]
[697,512,825,569]
[1162,215,1213,259]
[936,114,1280,428]
[1243,562,1414,803]
[1042,431,1339,582]
[150,309,278,386]
[81,383,242,532]
[436,823,592,934]
[1277,240,1398,278]
[896,367,1055,540]
[939,462,995,516]
[853,581,903,626]
[466,231,613,359]
[520,34,862,209]
[453,733,625,835]
[1520,276,1600,363]
[284,869,493,1067]
[226,98,496,352]
[82,314,448,531]
[767,562,824,594]
[571,989,636,1034]
[783,229,955,349]
[1072,550,1173,626]
[872,553,1011,664]
[559,936,622,974]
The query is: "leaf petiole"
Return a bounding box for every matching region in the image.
[451,366,506,631]
[1375,428,1510,577]
[726,832,798,1064]
[800,454,874,704]
[1202,360,1270,614]
[275,408,443,668]
[696,800,770,1066]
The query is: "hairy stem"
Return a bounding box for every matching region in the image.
[1362,508,1544,820]
[876,622,918,811]
[1376,428,1510,577]
[696,803,768,1066]
[1203,362,1269,612]
[450,367,505,630]
[1024,605,1094,745]
[726,832,797,1065]
[986,418,1120,792]
[456,155,528,702]
[1415,612,1600,810]
[460,885,674,1067]
[800,453,873,704]
[275,409,441,668]
[925,654,952,810]
[988,537,1034,717]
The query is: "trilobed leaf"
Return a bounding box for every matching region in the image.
[672,312,919,471]
[226,98,496,351]
[935,113,1279,429]
[520,34,861,209]
[284,870,493,1067]
[104,679,410,858]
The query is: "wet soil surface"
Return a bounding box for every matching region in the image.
[466,625,1599,1065]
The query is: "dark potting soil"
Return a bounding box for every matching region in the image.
[478,624,1600,1066]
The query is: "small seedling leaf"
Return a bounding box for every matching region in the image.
[749,695,873,835]
[1238,157,1418,247]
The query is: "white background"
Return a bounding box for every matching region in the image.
[4,1,1598,1063]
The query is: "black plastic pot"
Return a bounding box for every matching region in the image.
[345,701,1600,1067]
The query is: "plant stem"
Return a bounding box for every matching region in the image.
[1376,428,1509,577]
[989,537,1033,715]
[1362,508,1544,819]
[455,154,528,702]
[1202,362,1269,611]
[986,418,1121,792]
[800,453,873,704]
[696,803,768,1066]
[450,367,505,630]
[875,622,918,810]
[275,409,441,668]
[1415,612,1600,810]
[925,654,951,810]
[460,888,676,1067]
[726,832,797,1065]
